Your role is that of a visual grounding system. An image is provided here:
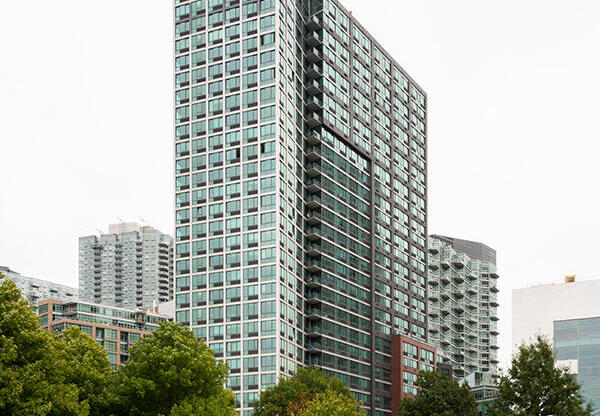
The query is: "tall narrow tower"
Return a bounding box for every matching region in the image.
[173,1,427,414]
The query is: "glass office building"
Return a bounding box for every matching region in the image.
[555,317,600,412]
[173,0,428,414]
[428,236,499,379]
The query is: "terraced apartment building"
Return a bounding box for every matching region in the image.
[172,0,428,414]
[427,236,499,379]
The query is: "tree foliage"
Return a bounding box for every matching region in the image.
[0,277,111,416]
[254,367,354,416]
[0,276,237,416]
[488,335,593,416]
[299,390,366,416]
[106,321,236,416]
[396,371,477,416]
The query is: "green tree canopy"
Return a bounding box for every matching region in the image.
[488,335,593,416]
[0,277,112,416]
[396,371,477,416]
[107,321,236,416]
[299,389,366,416]
[254,367,353,416]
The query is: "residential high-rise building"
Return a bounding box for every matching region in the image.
[513,277,600,412]
[173,1,428,414]
[37,298,169,369]
[427,236,499,379]
[79,223,174,310]
[0,266,78,307]
[390,335,449,414]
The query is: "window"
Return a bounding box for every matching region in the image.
[225,78,240,93]
[261,247,276,263]
[260,86,275,104]
[242,2,258,18]
[260,123,275,139]
[208,11,223,27]
[260,68,275,84]
[226,59,240,75]
[260,15,274,32]
[225,25,240,40]
[260,159,275,175]
[261,282,276,299]
[261,338,276,353]
[260,105,275,122]
[243,90,258,108]
[225,42,240,58]
[260,176,275,192]
[243,109,258,126]
[261,265,275,281]
[260,33,275,49]
[243,55,258,71]
[208,46,223,62]
[260,50,275,67]
[261,212,275,227]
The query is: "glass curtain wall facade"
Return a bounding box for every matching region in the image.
[173,0,427,414]
[427,237,499,379]
[555,317,600,412]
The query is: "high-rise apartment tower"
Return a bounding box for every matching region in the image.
[79,223,174,309]
[173,1,428,414]
[427,236,499,379]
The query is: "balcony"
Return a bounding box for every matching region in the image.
[306,146,321,162]
[306,79,322,96]
[306,162,321,178]
[306,46,322,63]
[306,242,321,257]
[306,62,321,79]
[306,210,322,225]
[306,95,322,111]
[306,112,322,128]
[306,194,322,209]
[305,275,322,288]
[452,254,468,266]
[306,14,322,31]
[305,259,322,273]
[428,286,439,300]
[306,178,321,193]
[306,30,322,47]
[306,130,321,145]
[305,226,322,241]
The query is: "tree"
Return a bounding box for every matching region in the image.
[396,371,477,416]
[488,335,593,416]
[0,277,112,416]
[254,367,354,416]
[106,321,236,416]
[54,326,113,416]
[299,390,366,416]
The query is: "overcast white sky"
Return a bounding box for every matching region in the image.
[1,0,600,366]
